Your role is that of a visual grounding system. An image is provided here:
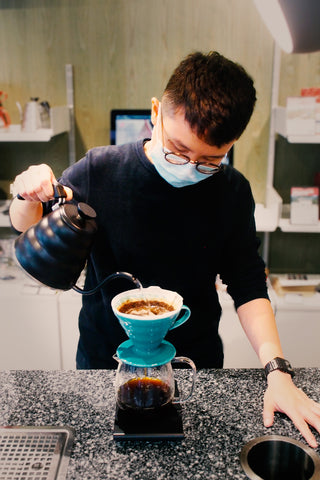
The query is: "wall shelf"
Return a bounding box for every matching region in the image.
[279,219,320,233]
[0,106,70,142]
[255,186,282,232]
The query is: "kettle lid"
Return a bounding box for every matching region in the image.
[60,202,97,233]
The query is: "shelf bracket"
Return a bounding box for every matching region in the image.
[66,64,76,166]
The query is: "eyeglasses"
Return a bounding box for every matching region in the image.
[160,112,225,175]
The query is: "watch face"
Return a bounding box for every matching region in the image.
[279,359,288,369]
[280,359,293,373]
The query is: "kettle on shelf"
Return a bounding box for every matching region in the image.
[17,97,50,132]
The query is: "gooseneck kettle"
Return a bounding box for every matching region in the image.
[14,182,140,293]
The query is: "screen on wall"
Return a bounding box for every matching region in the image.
[110,109,152,145]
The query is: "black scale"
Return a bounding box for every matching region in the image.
[113,384,184,441]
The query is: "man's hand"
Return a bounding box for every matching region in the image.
[263,370,320,448]
[9,164,73,232]
[11,164,72,202]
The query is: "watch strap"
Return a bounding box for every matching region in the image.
[264,357,295,378]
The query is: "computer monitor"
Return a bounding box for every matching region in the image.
[110,109,152,145]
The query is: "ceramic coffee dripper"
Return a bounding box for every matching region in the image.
[111,286,191,358]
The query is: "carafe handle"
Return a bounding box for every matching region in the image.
[171,356,197,404]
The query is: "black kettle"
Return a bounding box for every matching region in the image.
[14,183,98,291]
[14,183,140,294]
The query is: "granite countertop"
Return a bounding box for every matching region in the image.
[1,368,320,479]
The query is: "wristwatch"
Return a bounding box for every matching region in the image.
[264,357,295,378]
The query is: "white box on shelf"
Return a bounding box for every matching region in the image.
[274,107,320,143]
[290,187,319,225]
[301,88,320,135]
[286,97,316,136]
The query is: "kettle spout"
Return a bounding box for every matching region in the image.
[72,271,142,295]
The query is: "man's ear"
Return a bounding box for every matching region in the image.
[151,97,160,126]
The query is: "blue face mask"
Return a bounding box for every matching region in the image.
[148,138,211,188]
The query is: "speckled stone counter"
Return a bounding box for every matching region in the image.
[1,368,320,479]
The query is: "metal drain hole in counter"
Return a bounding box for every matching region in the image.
[240,435,320,480]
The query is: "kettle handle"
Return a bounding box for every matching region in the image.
[16,181,67,202]
[49,182,68,210]
[53,182,67,200]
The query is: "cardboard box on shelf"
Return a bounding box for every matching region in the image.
[290,187,319,225]
[270,275,317,297]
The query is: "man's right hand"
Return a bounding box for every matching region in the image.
[9,164,73,232]
[11,164,73,203]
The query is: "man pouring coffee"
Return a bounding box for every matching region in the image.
[10,51,320,447]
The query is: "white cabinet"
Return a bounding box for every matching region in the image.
[0,260,81,370]
[218,291,261,368]
[218,288,320,368]
[0,201,10,227]
[0,281,61,370]
[274,297,320,368]
[57,290,81,370]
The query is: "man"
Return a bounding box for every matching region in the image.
[10,51,320,447]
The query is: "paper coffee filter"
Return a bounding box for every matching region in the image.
[111,286,183,314]
[144,286,182,309]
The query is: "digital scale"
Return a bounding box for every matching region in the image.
[113,402,184,441]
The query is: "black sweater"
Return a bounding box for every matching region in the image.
[59,140,268,369]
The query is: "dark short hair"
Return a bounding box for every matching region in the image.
[162,51,256,147]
